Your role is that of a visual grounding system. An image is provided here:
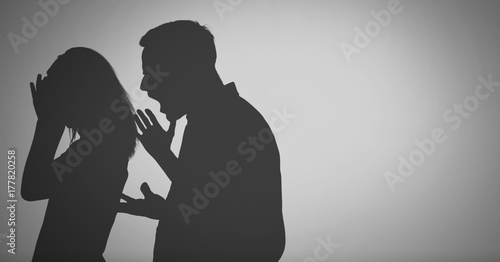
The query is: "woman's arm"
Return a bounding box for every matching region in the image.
[21,74,66,201]
[21,120,65,201]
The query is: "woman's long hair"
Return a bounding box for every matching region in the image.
[47,47,137,158]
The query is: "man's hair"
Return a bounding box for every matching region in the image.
[140,20,216,67]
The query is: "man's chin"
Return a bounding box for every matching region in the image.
[165,113,185,122]
[165,113,181,122]
[159,108,170,118]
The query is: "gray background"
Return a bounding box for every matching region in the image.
[1,0,500,261]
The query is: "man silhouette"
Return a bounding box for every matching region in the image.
[120,20,285,261]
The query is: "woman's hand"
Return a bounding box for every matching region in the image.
[134,109,176,159]
[30,74,63,124]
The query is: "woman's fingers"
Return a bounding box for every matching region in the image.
[36,74,42,91]
[30,82,36,99]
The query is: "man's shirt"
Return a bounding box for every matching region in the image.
[154,82,285,261]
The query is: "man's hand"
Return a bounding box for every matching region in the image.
[118,182,166,220]
[134,109,176,160]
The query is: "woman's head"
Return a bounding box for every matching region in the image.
[47,48,125,128]
[46,47,136,157]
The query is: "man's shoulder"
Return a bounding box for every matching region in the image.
[207,97,269,134]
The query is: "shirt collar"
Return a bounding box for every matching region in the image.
[186,82,239,124]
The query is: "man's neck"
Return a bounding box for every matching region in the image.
[186,72,225,122]
[203,69,224,90]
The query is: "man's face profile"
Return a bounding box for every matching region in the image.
[141,47,194,121]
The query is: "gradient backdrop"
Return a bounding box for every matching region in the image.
[1,0,500,261]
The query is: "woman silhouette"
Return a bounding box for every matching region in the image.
[21,47,137,261]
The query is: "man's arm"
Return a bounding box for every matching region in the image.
[134,109,193,187]
[150,147,192,187]
[119,182,167,220]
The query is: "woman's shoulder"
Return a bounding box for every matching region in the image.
[54,138,130,174]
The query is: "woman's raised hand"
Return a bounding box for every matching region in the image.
[30,74,62,123]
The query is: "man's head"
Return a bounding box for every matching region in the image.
[140,20,217,121]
